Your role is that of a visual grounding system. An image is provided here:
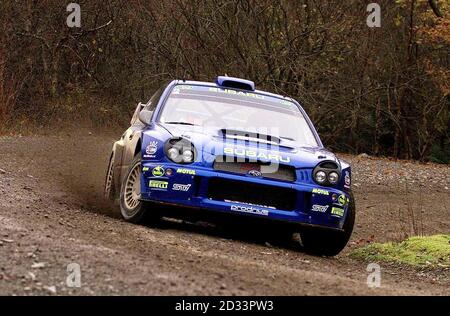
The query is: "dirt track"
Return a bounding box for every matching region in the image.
[0,131,449,295]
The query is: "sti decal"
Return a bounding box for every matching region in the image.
[311,205,329,213]
[172,183,191,191]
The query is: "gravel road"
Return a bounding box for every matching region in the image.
[0,132,449,295]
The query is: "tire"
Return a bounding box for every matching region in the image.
[299,192,356,256]
[104,152,116,200]
[119,155,160,225]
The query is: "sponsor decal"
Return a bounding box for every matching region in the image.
[172,183,191,192]
[331,207,344,217]
[145,141,158,156]
[224,200,276,210]
[208,87,265,100]
[338,194,347,206]
[142,167,149,172]
[176,168,196,175]
[312,188,329,196]
[247,170,262,177]
[311,204,329,213]
[149,180,168,190]
[223,147,290,163]
[230,205,269,216]
[172,85,193,94]
[344,171,351,188]
[165,168,174,176]
[152,166,165,177]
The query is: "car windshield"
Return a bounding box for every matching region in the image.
[158,84,319,146]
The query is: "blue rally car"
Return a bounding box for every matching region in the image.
[105,76,355,256]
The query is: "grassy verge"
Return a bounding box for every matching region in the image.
[351,235,450,268]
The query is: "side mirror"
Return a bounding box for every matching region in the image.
[138,109,153,125]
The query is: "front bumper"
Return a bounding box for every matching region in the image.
[140,163,350,231]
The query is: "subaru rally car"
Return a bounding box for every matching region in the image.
[104,76,355,256]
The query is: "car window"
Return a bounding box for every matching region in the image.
[146,87,164,111]
[130,86,165,126]
[159,84,319,146]
[130,103,146,126]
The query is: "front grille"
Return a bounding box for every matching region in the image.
[207,178,297,210]
[213,159,296,182]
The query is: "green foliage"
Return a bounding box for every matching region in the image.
[428,144,450,164]
[351,235,450,268]
[0,0,448,161]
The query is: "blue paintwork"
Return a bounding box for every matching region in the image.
[139,78,352,230]
[215,76,256,91]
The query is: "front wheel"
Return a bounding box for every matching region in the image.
[299,192,356,256]
[119,155,160,225]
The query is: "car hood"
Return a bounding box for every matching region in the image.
[157,123,339,169]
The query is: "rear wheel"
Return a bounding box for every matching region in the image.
[119,155,160,225]
[299,192,356,256]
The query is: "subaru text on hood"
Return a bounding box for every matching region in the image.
[104,76,355,256]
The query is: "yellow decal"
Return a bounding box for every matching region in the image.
[312,188,329,196]
[149,180,168,189]
[152,166,165,177]
[176,168,196,175]
[331,207,344,217]
[338,194,347,206]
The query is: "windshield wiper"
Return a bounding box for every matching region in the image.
[163,121,197,126]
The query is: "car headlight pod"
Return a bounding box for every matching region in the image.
[164,137,196,164]
[313,161,341,186]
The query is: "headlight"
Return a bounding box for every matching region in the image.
[164,138,196,164]
[312,161,341,186]
[167,147,179,161]
[315,171,327,184]
[182,150,194,163]
[328,171,339,184]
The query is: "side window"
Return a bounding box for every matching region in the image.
[146,87,164,111]
[130,86,165,126]
[130,102,145,126]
